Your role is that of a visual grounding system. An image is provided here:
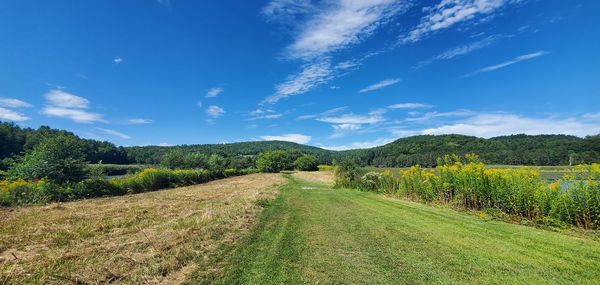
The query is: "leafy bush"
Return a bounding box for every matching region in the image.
[333,160,364,188]
[294,155,319,171]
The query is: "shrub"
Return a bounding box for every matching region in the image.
[294,155,319,171]
[333,160,363,189]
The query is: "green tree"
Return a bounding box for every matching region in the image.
[294,155,319,171]
[160,149,186,169]
[207,154,227,173]
[8,134,88,183]
[184,152,209,169]
[256,150,289,173]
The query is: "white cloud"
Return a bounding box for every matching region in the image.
[359,78,401,93]
[318,114,385,124]
[197,101,203,108]
[284,0,410,60]
[296,106,347,120]
[42,89,105,123]
[260,133,312,144]
[262,0,314,22]
[414,35,499,69]
[0,107,29,121]
[127,118,154,125]
[264,61,334,104]
[44,89,90,109]
[206,105,225,118]
[0,98,32,108]
[113,57,123,64]
[404,110,474,123]
[320,137,394,151]
[462,51,547,77]
[400,0,519,44]
[42,107,105,124]
[420,113,600,138]
[206,87,223,98]
[248,108,283,120]
[96,128,131,140]
[388,103,431,109]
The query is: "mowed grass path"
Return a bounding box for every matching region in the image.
[216,173,600,284]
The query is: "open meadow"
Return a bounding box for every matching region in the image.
[2,171,600,284]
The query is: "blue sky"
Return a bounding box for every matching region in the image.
[1,0,599,149]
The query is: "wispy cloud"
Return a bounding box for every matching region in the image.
[296,106,347,120]
[247,108,283,120]
[420,113,600,138]
[400,0,521,44]
[264,61,334,104]
[280,0,411,60]
[113,57,123,64]
[318,113,388,138]
[0,107,29,122]
[320,137,395,151]
[42,90,105,123]
[42,107,105,124]
[461,51,547,77]
[359,78,401,93]
[414,35,500,69]
[96,127,131,140]
[318,114,385,124]
[206,87,223,98]
[404,109,474,123]
[388,103,431,109]
[0,98,33,108]
[127,118,154,125]
[44,90,89,109]
[260,133,312,144]
[262,0,411,104]
[206,105,225,118]
[262,0,314,23]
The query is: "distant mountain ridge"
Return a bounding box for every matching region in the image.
[2,121,599,167]
[125,134,600,166]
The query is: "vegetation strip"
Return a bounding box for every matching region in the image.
[216,172,600,284]
[336,155,600,229]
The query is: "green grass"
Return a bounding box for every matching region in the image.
[215,174,600,284]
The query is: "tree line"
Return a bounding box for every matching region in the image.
[2,122,599,172]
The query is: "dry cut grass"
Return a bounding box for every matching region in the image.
[0,173,285,284]
[292,171,334,186]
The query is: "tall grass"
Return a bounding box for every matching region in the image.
[0,168,258,206]
[335,155,600,229]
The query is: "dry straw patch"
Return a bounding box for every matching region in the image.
[0,173,285,284]
[292,171,335,186]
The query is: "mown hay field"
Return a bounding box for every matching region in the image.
[0,173,285,284]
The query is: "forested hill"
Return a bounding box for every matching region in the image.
[341,134,600,167]
[0,122,129,169]
[125,141,335,165]
[2,121,599,167]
